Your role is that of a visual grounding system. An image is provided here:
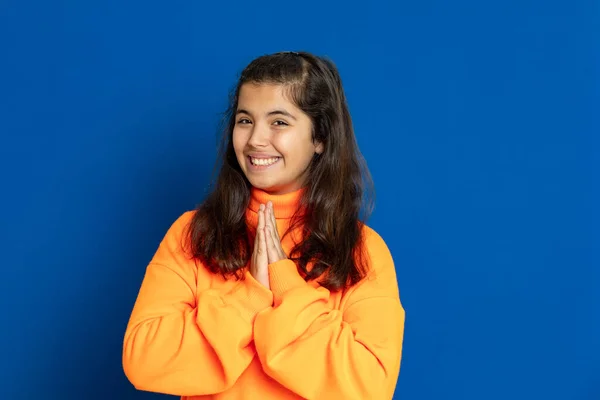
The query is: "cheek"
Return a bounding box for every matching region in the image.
[271,135,299,160]
[232,129,245,154]
[275,136,314,165]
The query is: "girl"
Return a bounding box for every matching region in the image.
[123,51,405,400]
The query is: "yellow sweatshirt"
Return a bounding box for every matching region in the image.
[123,187,405,399]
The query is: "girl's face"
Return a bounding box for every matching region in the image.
[233,83,323,195]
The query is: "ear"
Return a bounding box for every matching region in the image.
[314,141,324,154]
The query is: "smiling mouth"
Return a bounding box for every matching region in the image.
[249,156,281,166]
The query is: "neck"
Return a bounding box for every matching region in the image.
[246,186,306,248]
[247,187,306,220]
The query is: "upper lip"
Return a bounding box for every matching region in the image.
[247,153,281,159]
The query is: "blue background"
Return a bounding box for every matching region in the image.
[0,1,597,399]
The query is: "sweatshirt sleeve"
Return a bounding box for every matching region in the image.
[253,228,405,400]
[122,212,274,397]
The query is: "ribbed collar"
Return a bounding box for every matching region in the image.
[247,187,306,220]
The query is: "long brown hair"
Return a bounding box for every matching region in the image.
[187,51,374,291]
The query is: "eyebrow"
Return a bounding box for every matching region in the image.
[236,108,297,120]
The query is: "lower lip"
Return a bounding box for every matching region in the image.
[247,156,281,171]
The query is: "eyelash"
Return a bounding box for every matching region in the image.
[236,119,288,126]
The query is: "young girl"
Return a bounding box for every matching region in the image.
[123,51,405,400]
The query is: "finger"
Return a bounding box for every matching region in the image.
[265,226,276,262]
[258,204,266,229]
[264,202,271,232]
[254,206,264,254]
[267,201,274,228]
[267,202,280,241]
[264,202,271,227]
[272,203,282,241]
[267,225,285,261]
[256,204,265,234]
[259,226,268,260]
[266,204,283,257]
[261,208,268,252]
[253,212,260,255]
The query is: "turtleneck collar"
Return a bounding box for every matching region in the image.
[247,187,306,220]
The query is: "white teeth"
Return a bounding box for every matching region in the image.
[250,157,279,166]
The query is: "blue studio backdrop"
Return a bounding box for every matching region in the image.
[0,1,597,399]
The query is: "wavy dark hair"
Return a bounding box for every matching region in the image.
[186,51,375,291]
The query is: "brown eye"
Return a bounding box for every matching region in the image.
[237,118,251,125]
[273,120,288,126]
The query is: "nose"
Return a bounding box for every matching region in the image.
[247,122,270,148]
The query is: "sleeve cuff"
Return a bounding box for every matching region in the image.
[268,259,308,306]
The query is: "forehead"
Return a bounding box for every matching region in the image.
[237,83,296,110]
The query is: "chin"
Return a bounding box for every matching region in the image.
[247,178,276,190]
[248,179,288,194]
